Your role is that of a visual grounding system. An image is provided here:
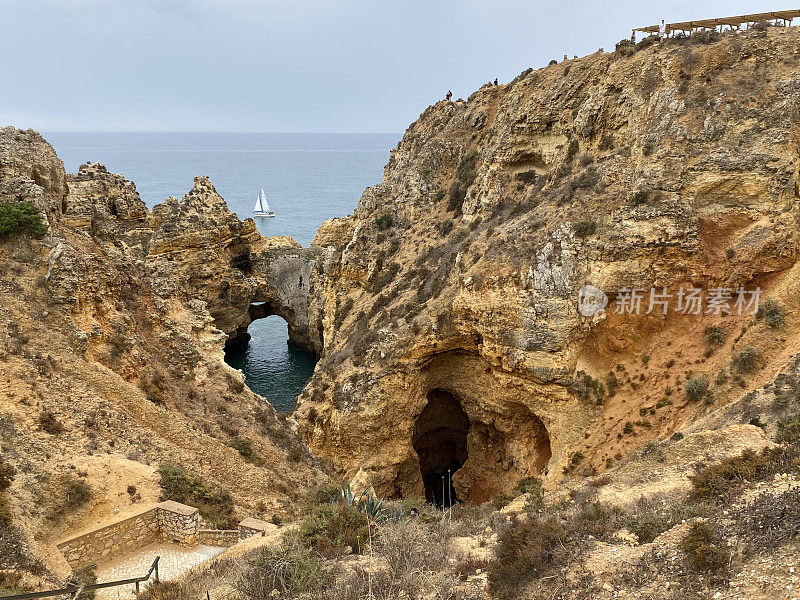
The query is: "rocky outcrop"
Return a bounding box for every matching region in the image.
[63,162,148,230]
[0,129,324,580]
[0,126,67,224]
[293,27,800,502]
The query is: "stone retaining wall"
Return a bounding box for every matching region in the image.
[58,501,201,568]
[157,501,199,545]
[198,529,239,547]
[56,507,160,568]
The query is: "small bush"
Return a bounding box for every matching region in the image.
[0,201,47,239]
[376,214,394,230]
[625,499,706,544]
[236,543,328,599]
[488,515,571,600]
[629,189,651,206]
[64,476,92,510]
[704,325,726,345]
[296,502,370,556]
[157,463,236,529]
[228,436,262,464]
[69,564,97,600]
[688,449,777,501]
[574,220,597,239]
[0,458,15,492]
[776,414,800,444]
[565,139,579,162]
[572,166,599,189]
[38,410,64,434]
[515,170,537,184]
[679,521,730,573]
[685,376,709,401]
[447,181,466,214]
[732,346,760,374]
[756,298,785,328]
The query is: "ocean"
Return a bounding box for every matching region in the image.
[46,132,398,412]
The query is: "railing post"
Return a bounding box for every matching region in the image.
[135,581,139,599]
[154,557,159,583]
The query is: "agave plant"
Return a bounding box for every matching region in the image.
[332,483,392,521]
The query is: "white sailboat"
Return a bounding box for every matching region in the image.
[253,188,275,217]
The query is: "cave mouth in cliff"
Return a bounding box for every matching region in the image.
[412,389,470,508]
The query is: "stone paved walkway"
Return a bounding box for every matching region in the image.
[95,541,225,599]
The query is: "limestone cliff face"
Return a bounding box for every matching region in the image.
[0,131,322,578]
[295,27,800,502]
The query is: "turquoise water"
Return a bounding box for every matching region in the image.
[46,132,398,410]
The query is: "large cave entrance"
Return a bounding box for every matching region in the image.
[224,307,316,413]
[412,389,470,508]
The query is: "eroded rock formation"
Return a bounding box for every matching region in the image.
[294,26,800,502]
[0,131,324,579]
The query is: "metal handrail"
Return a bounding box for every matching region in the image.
[0,556,160,600]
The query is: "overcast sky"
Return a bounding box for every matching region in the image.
[0,0,790,132]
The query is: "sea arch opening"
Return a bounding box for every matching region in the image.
[224,304,317,412]
[412,388,470,507]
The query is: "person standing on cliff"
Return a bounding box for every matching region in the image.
[446,90,452,101]
[659,19,667,42]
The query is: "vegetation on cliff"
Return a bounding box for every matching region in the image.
[0,201,46,239]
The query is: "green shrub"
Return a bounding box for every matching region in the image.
[236,543,328,599]
[295,501,370,556]
[625,500,706,544]
[376,213,394,230]
[679,521,730,573]
[685,376,709,401]
[492,492,512,510]
[488,515,571,600]
[0,458,15,492]
[456,149,479,185]
[447,181,466,214]
[572,166,599,189]
[69,564,97,600]
[515,170,537,184]
[732,346,760,374]
[157,463,236,529]
[38,410,64,434]
[776,414,800,444]
[688,448,774,501]
[574,220,597,239]
[704,325,726,345]
[0,201,47,239]
[565,139,579,162]
[756,298,785,328]
[64,476,92,510]
[629,189,651,206]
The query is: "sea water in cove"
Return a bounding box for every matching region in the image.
[47,132,398,412]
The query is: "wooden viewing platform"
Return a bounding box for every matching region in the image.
[633,9,800,39]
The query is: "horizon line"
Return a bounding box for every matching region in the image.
[40,130,404,136]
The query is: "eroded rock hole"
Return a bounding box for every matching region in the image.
[224,312,316,413]
[413,389,470,507]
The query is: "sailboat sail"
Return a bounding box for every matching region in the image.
[254,188,274,216]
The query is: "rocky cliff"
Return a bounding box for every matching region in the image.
[0,127,324,581]
[294,26,800,504]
